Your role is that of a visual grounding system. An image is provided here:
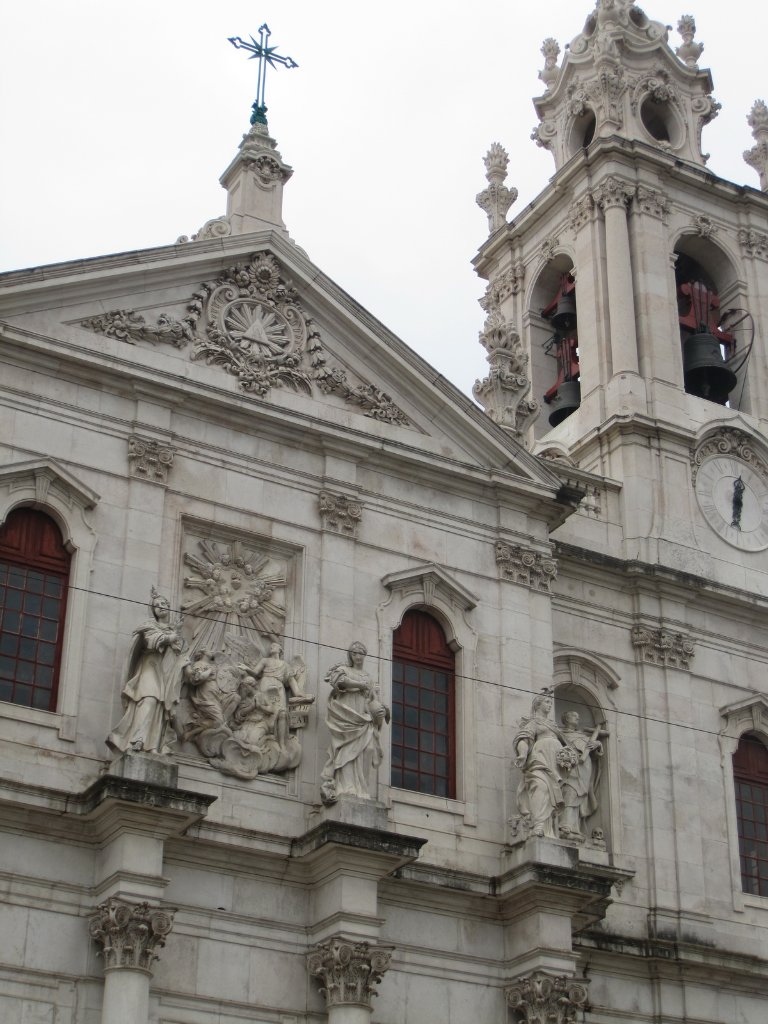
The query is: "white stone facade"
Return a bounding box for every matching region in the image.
[1,3,767,1023]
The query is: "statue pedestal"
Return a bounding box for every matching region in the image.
[310,795,389,831]
[106,750,179,789]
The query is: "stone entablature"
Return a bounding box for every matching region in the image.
[89,897,176,974]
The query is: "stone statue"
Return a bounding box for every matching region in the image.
[512,690,577,839]
[107,588,185,756]
[320,642,390,805]
[237,640,314,749]
[558,711,605,843]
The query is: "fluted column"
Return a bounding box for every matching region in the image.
[89,897,175,1024]
[592,176,639,376]
[505,970,590,1024]
[308,938,393,1024]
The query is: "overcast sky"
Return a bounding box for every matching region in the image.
[1,0,765,398]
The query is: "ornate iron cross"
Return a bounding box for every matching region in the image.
[229,24,298,126]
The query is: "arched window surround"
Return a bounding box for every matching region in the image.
[719,695,768,910]
[378,563,478,825]
[0,459,98,741]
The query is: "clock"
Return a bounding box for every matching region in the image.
[694,456,768,551]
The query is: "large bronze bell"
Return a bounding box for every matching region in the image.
[547,380,581,427]
[682,331,737,405]
[551,294,577,333]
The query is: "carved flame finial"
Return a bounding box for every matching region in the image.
[476,143,517,233]
[675,15,703,67]
[744,99,768,191]
[539,38,561,90]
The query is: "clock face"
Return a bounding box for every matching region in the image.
[695,456,768,551]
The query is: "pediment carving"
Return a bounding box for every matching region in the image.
[0,458,99,515]
[720,694,768,742]
[382,563,478,612]
[80,252,409,426]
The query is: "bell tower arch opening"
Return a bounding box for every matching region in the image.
[528,256,580,434]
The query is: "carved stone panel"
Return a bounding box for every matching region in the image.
[496,542,558,593]
[319,491,364,538]
[631,625,695,669]
[89,898,175,974]
[127,436,175,484]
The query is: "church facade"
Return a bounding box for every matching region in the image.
[1,3,767,1023]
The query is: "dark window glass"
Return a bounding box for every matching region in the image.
[391,610,456,798]
[0,509,70,712]
[733,733,768,897]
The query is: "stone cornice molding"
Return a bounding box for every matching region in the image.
[591,176,635,212]
[496,541,558,593]
[307,938,393,1007]
[0,457,100,514]
[505,971,589,1024]
[89,897,176,974]
[127,436,176,485]
[318,490,363,538]
[382,562,478,612]
[631,624,695,669]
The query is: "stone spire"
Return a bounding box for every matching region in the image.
[744,99,768,191]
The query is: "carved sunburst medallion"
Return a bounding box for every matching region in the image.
[223,299,293,358]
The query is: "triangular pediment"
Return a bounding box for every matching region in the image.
[0,232,566,504]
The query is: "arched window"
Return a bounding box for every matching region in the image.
[0,508,70,711]
[391,610,455,797]
[733,733,768,896]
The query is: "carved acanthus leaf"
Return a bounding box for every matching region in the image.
[592,176,635,211]
[307,939,393,1008]
[631,625,695,669]
[496,542,557,592]
[80,253,409,426]
[506,971,589,1024]
[89,898,175,974]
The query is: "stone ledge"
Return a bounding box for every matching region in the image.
[292,820,426,864]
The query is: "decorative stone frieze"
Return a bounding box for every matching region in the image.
[496,542,557,593]
[127,436,175,484]
[319,490,364,538]
[743,99,768,191]
[633,185,668,222]
[476,143,518,233]
[307,938,393,1007]
[505,971,589,1024]
[591,176,634,212]
[473,314,539,443]
[89,897,175,974]
[569,194,595,232]
[675,15,703,68]
[738,227,768,261]
[81,252,409,425]
[538,38,561,91]
[631,625,695,669]
[691,427,768,486]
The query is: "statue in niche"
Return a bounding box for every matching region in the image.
[558,710,606,844]
[512,689,578,839]
[320,642,390,805]
[107,588,185,756]
[176,637,314,779]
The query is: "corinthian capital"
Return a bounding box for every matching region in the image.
[505,971,589,1024]
[307,938,393,1008]
[591,176,634,211]
[89,897,176,974]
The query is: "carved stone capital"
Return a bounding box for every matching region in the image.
[591,176,634,212]
[631,625,695,669]
[496,542,557,593]
[481,263,526,308]
[307,939,393,1008]
[738,227,768,261]
[633,185,668,222]
[319,491,364,538]
[127,436,175,484]
[569,194,595,232]
[89,898,175,974]
[505,971,589,1024]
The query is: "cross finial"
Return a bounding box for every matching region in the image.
[229,24,298,127]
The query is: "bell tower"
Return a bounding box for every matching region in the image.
[473,0,768,579]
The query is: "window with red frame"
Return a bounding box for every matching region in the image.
[391,609,455,797]
[0,508,70,711]
[733,733,768,897]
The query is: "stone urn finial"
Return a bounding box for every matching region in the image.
[476,143,518,233]
[539,38,561,90]
[744,99,768,191]
[675,15,704,67]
